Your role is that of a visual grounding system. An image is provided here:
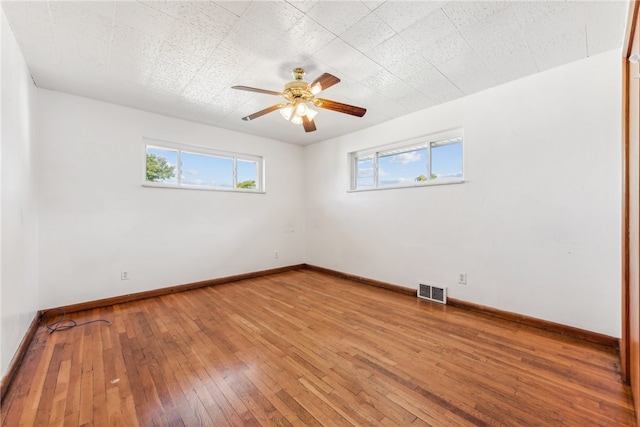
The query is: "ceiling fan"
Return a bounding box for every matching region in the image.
[231,68,366,133]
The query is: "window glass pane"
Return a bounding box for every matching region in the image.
[378,148,428,187]
[143,139,264,192]
[356,156,375,188]
[146,146,178,184]
[182,152,233,188]
[237,159,258,189]
[431,139,462,179]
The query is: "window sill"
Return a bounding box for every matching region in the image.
[347,178,464,193]
[142,182,265,194]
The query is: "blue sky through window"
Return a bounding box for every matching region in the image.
[182,151,233,188]
[237,160,257,187]
[356,156,374,188]
[379,148,428,187]
[431,140,462,179]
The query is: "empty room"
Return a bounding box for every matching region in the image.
[1,0,640,426]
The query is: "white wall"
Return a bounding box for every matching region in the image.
[37,90,305,308]
[0,10,39,376]
[304,49,622,337]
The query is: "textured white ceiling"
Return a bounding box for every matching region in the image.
[2,0,628,145]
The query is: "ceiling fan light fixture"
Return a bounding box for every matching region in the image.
[295,102,308,115]
[280,105,294,120]
[310,83,322,95]
[291,114,303,125]
[306,108,318,120]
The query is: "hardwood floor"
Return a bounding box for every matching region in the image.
[1,269,636,426]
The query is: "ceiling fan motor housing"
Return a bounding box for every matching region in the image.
[283,80,313,104]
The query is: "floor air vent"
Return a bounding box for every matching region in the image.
[418,284,447,304]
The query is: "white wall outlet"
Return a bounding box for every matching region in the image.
[121,270,129,280]
[458,272,467,285]
[274,251,279,259]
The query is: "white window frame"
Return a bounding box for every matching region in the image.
[142,137,265,193]
[348,129,464,192]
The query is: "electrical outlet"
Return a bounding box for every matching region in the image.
[121,270,129,280]
[274,251,279,259]
[458,272,467,285]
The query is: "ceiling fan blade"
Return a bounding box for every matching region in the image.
[302,115,317,132]
[313,98,367,117]
[231,86,283,96]
[241,103,286,121]
[308,73,340,94]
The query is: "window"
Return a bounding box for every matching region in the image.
[143,138,263,192]
[350,130,463,191]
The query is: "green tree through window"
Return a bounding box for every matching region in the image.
[415,174,437,181]
[237,180,256,189]
[146,153,175,182]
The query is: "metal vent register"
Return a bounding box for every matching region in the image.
[418,284,447,304]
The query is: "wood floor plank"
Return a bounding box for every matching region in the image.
[1,269,636,426]
[78,349,94,426]
[28,338,62,425]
